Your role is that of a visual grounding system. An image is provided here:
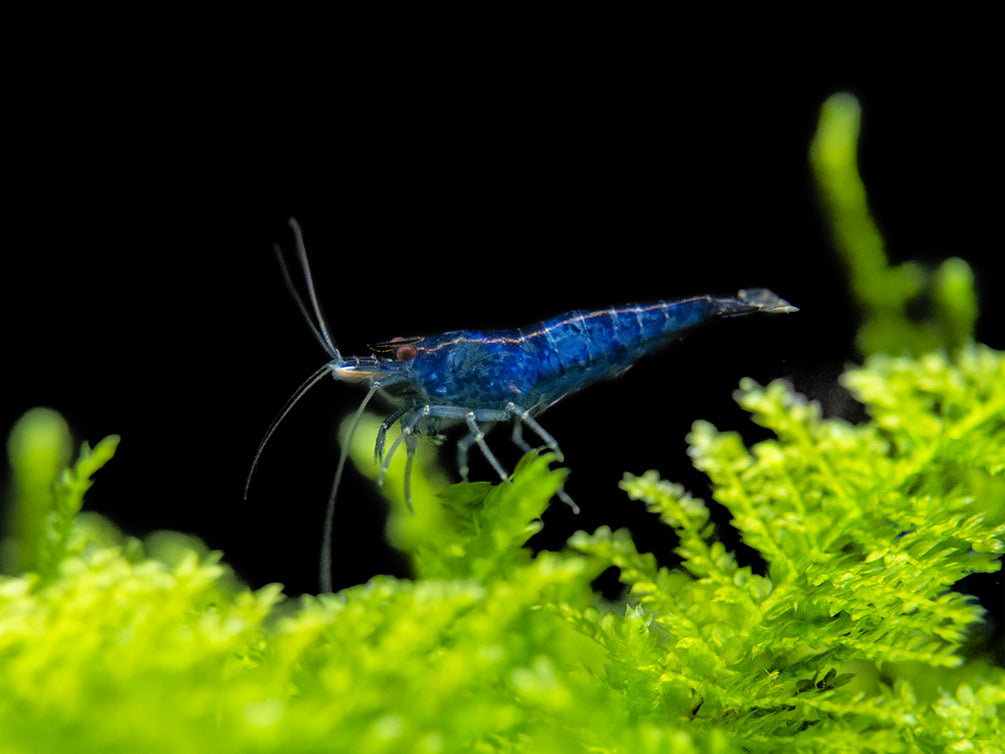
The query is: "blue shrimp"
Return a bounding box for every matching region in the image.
[248,219,798,591]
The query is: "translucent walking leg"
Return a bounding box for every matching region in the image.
[505,402,565,461]
[378,406,429,488]
[464,412,510,483]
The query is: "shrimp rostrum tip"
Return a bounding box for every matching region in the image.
[249,219,798,592]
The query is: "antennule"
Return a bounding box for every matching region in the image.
[288,218,340,357]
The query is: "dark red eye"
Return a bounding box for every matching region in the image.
[389,336,418,361]
[369,335,423,360]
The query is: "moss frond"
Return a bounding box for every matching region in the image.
[810,92,978,356]
[571,346,1004,750]
[4,342,1000,751]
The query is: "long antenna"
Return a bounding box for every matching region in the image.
[285,218,340,358]
[245,219,342,498]
[243,363,335,499]
[320,383,379,593]
[252,219,387,592]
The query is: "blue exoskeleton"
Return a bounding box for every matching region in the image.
[249,219,798,591]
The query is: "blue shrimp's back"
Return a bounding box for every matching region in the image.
[518,297,717,409]
[403,290,793,414]
[407,329,537,409]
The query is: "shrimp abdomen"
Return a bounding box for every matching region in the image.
[522,291,794,408]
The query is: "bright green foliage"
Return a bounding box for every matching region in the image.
[340,413,568,581]
[574,345,1004,751]
[3,346,1003,752]
[2,407,119,581]
[0,415,732,753]
[3,93,1002,752]
[2,407,73,575]
[810,92,978,356]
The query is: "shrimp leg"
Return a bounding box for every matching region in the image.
[459,411,511,483]
[394,405,511,482]
[505,402,579,512]
[378,404,514,504]
[375,403,412,463]
[377,401,578,512]
[377,405,430,490]
[505,402,564,462]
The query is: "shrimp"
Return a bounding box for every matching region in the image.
[248,219,798,591]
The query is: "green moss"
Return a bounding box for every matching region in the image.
[2,408,119,581]
[576,346,1004,748]
[810,93,978,357]
[3,346,1002,752]
[2,94,1002,752]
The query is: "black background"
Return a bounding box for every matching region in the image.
[3,19,1001,644]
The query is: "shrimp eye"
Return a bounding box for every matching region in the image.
[369,335,423,361]
[388,336,418,361]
